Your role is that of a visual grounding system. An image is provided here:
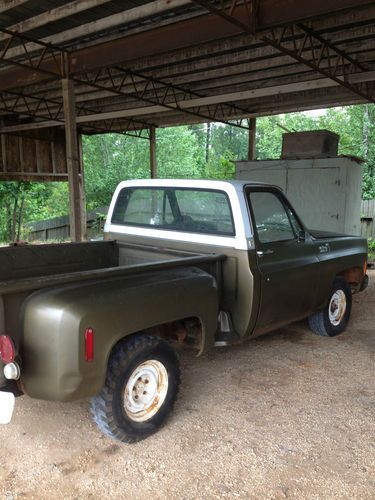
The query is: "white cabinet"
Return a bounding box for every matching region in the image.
[236,157,363,235]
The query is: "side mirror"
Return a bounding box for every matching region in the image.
[298,230,307,242]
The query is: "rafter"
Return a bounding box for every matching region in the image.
[0,0,29,14]
[1,0,193,61]
[0,23,250,128]
[0,0,114,43]
[190,0,375,104]
[0,27,65,81]
[262,23,375,103]
[76,66,250,128]
[0,91,65,124]
[0,88,153,138]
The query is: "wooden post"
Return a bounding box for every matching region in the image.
[248,117,256,161]
[150,125,157,179]
[62,77,85,242]
[78,133,87,240]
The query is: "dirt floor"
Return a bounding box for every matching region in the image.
[0,271,374,500]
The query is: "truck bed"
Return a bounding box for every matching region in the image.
[0,241,224,294]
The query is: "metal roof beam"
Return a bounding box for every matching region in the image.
[75,66,250,128]
[14,17,375,102]
[2,69,374,134]
[262,23,375,103]
[1,0,374,91]
[0,87,154,136]
[0,0,114,42]
[0,0,29,14]
[192,0,375,103]
[2,0,193,59]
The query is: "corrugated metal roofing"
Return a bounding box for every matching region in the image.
[0,0,374,135]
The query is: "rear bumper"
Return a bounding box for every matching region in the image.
[0,380,23,397]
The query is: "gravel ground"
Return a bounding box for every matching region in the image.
[0,270,374,500]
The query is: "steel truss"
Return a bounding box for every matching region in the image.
[263,23,375,103]
[77,66,250,129]
[191,0,258,33]
[0,26,250,130]
[0,90,64,123]
[82,118,152,139]
[190,0,375,104]
[0,26,64,77]
[0,89,154,139]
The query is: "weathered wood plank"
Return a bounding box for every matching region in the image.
[361,199,375,239]
[0,129,68,180]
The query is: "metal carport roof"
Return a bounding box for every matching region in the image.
[0,0,374,239]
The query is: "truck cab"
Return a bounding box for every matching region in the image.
[105,179,368,340]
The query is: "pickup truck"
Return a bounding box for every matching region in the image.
[0,179,368,443]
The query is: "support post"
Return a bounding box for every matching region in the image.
[150,125,157,179]
[248,118,256,160]
[78,133,87,240]
[62,77,86,242]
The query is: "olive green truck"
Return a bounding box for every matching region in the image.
[0,180,368,442]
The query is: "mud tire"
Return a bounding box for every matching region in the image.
[308,277,352,337]
[90,334,180,443]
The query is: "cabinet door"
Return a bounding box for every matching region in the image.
[287,167,344,232]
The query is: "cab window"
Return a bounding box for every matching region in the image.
[111,187,235,236]
[248,191,299,243]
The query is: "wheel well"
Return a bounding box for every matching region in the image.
[337,266,363,286]
[109,317,204,356]
[146,317,203,351]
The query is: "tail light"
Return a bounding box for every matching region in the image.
[85,328,94,362]
[0,335,16,364]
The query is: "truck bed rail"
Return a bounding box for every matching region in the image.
[0,254,226,295]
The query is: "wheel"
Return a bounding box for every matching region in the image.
[308,277,352,337]
[90,334,180,443]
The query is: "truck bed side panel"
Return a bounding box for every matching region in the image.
[21,267,218,402]
[0,241,118,281]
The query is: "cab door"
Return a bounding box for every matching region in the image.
[246,187,320,333]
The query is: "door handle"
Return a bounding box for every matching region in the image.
[257,249,274,256]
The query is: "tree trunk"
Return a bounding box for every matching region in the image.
[363,104,370,159]
[5,201,12,241]
[205,123,211,164]
[17,193,25,241]
[11,196,18,242]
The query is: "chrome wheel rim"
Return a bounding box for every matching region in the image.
[123,360,168,422]
[328,290,346,326]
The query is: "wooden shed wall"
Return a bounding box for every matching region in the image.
[0,129,68,181]
[361,200,375,239]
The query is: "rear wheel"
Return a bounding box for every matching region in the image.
[308,277,352,337]
[90,334,180,443]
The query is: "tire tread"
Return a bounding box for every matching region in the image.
[90,334,180,443]
[308,277,352,337]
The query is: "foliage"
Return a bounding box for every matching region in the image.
[368,238,375,262]
[0,182,68,242]
[1,105,375,242]
[83,127,202,210]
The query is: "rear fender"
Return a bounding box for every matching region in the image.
[21,267,218,401]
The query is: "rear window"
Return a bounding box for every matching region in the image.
[111,187,235,236]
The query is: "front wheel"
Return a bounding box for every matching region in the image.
[90,334,180,443]
[308,277,352,337]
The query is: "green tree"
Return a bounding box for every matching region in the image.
[83,126,201,210]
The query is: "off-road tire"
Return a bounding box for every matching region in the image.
[308,277,352,337]
[90,334,180,443]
